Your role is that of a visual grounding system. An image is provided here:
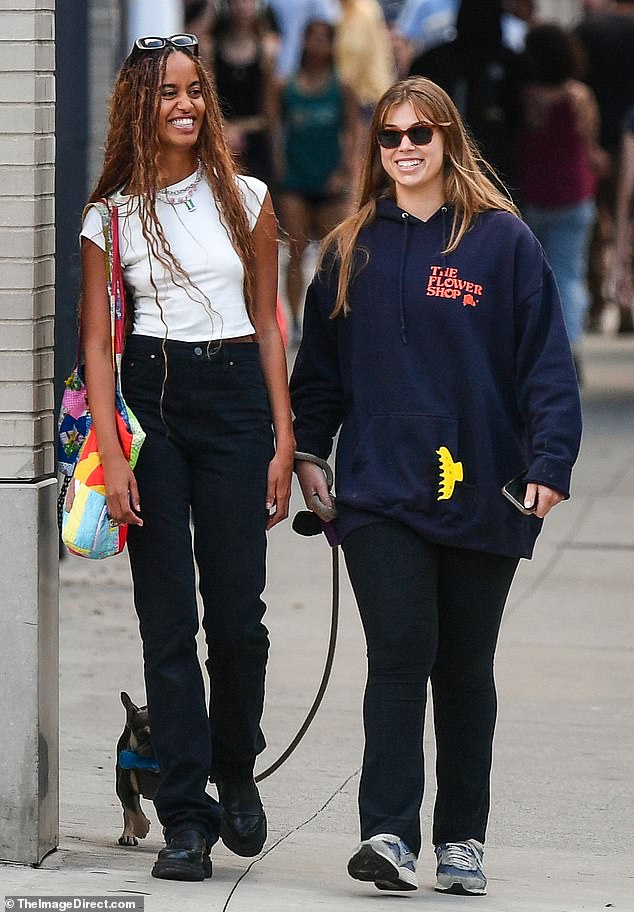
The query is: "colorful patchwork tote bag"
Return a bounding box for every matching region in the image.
[58,202,145,559]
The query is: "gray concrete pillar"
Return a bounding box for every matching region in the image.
[88,0,126,188]
[0,0,58,864]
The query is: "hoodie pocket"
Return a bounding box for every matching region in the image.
[349,413,464,514]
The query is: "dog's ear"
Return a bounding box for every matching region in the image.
[121,692,139,715]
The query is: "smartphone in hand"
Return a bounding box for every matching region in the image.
[502,474,537,515]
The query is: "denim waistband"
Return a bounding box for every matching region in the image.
[124,334,260,363]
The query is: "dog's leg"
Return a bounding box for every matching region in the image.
[117,770,151,846]
[120,807,140,847]
[128,772,151,840]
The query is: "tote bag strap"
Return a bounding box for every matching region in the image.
[109,205,127,360]
[90,200,126,385]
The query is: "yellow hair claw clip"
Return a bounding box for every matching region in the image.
[437,446,463,501]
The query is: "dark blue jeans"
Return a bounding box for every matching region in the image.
[121,336,274,846]
[342,521,518,856]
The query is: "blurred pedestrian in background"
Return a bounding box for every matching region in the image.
[377,0,407,24]
[390,28,415,80]
[184,0,217,58]
[271,18,358,344]
[501,0,536,52]
[267,0,341,78]
[613,106,634,332]
[335,0,394,123]
[518,23,608,379]
[394,0,457,57]
[576,0,634,333]
[208,0,278,185]
[335,0,395,187]
[409,0,522,192]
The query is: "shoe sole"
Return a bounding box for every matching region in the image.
[219,817,267,857]
[348,845,417,891]
[152,855,212,881]
[435,880,486,896]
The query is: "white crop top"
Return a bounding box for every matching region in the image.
[80,171,268,342]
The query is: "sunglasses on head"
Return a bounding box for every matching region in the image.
[132,34,199,57]
[376,124,435,149]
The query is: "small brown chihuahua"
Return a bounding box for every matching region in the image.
[116,691,161,846]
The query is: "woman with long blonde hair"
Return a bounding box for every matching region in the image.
[81,34,294,881]
[291,77,581,895]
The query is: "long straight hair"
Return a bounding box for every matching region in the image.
[321,77,519,317]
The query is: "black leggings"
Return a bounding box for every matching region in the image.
[342,521,518,856]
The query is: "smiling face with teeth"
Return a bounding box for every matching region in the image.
[378,100,446,219]
[157,51,206,159]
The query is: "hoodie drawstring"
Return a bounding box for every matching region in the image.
[399,211,409,344]
[441,205,449,268]
[397,204,449,345]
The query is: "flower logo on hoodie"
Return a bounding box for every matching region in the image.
[426,266,482,306]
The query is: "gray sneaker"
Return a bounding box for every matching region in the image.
[348,833,418,891]
[435,839,487,895]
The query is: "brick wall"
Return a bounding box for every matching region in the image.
[0,0,58,865]
[0,0,55,481]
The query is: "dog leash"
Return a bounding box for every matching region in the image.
[255,453,339,783]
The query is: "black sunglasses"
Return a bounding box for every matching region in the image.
[132,34,199,57]
[376,124,435,149]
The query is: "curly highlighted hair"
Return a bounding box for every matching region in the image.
[321,77,519,317]
[89,45,256,318]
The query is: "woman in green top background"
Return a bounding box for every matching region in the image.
[271,18,359,344]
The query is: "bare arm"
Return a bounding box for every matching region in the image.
[327,82,360,196]
[342,82,361,168]
[267,77,286,185]
[614,130,634,305]
[569,80,598,147]
[81,237,142,526]
[250,192,295,529]
[187,0,216,61]
[569,80,610,177]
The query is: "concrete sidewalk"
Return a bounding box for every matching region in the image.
[2,333,633,911]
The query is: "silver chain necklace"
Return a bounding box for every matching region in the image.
[157,160,203,212]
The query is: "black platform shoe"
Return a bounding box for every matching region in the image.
[217,779,267,857]
[151,829,212,881]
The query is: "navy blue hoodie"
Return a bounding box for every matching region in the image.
[290,199,582,559]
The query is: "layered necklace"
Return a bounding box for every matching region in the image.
[157,159,203,212]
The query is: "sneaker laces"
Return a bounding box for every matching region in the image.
[436,841,482,871]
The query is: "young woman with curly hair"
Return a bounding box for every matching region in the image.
[80,34,294,881]
[291,76,582,895]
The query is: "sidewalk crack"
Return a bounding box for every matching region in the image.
[220,766,360,912]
